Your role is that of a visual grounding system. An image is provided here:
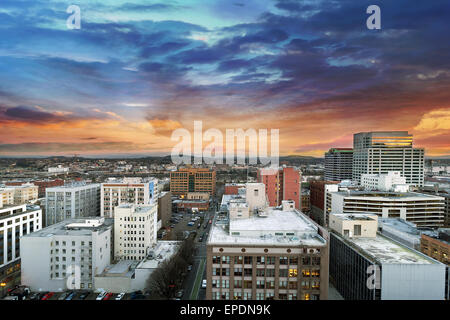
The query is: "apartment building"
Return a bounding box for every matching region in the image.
[421,229,449,265]
[20,217,113,291]
[257,166,301,209]
[352,131,424,186]
[327,190,445,228]
[157,191,172,228]
[0,188,14,208]
[114,204,158,261]
[206,193,329,300]
[420,186,450,227]
[101,177,157,218]
[9,183,39,204]
[329,213,446,300]
[0,204,42,294]
[45,183,101,226]
[324,148,353,181]
[170,168,216,197]
[6,179,65,198]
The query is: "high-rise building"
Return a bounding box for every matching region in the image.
[352,131,424,186]
[329,213,446,300]
[206,186,329,300]
[45,183,101,226]
[257,166,301,209]
[328,190,445,228]
[170,168,216,197]
[0,204,42,294]
[324,148,353,181]
[101,177,157,218]
[113,204,158,261]
[20,217,113,292]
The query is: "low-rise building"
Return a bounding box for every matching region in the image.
[329,213,446,300]
[0,188,14,208]
[20,217,112,292]
[361,171,409,192]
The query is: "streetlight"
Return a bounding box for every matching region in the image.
[0,282,6,298]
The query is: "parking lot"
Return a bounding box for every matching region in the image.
[159,211,210,242]
[23,290,150,301]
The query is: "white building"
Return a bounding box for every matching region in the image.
[45,183,100,226]
[361,171,409,192]
[0,204,42,291]
[48,165,69,174]
[20,217,113,292]
[101,177,158,218]
[94,241,180,293]
[328,190,445,228]
[114,204,158,261]
[352,131,424,186]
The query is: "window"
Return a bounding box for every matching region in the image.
[289,268,298,277]
[243,256,252,264]
[234,268,242,276]
[354,224,361,236]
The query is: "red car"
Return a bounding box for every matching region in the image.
[103,293,113,300]
[41,292,54,300]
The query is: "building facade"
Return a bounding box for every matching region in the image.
[324,148,353,181]
[328,190,445,228]
[352,131,424,186]
[45,183,101,226]
[361,171,408,192]
[206,199,328,300]
[0,204,42,295]
[101,177,157,218]
[257,167,301,209]
[170,168,216,197]
[114,204,158,261]
[20,217,112,292]
[157,191,172,228]
[9,183,39,204]
[329,213,446,300]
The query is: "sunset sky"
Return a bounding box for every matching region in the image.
[0,0,449,158]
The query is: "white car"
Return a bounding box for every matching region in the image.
[201,279,207,289]
[115,293,125,300]
[96,291,107,300]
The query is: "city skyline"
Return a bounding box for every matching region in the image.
[1,0,449,158]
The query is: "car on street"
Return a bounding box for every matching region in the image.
[41,292,54,300]
[175,290,184,298]
[96,291,107,300]
[187,265,192,271]
[198,235,203,242]
[187,221,194,226]
[201,280,207,289]
[203,224,207,229]
[115,292,125,300]
[28,293,40,301]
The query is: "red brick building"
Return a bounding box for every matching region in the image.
[257,167,301,209]
[224,183,245,195]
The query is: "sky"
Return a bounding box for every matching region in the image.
[0,0,449,158]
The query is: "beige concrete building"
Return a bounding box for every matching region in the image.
[0,188,14,208]
[186,192,210,201]
[207,201,329,300]
[329,213,378,238]
[9,183,39,204]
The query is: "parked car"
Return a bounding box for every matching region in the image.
[115,292,125,300]
[130,290,144,300]
[58,292,69,300]
[65,291,75,300]
[203,224,208,229]
[198,235,203,242]
[187,265,193,271]
[78,291,89,300]
[96,291,107,300]
[103,293,113,300]
[41,292,54,300]
[201,280,207,289]
[28,293,40,301]
[187,222,194,227]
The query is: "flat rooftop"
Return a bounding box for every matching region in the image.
[23,217,113,237]
[333,213,377,221]
[136,241,181,269]
[349,234,438,265]
[209,209,326,246]
[334,191,443,200]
